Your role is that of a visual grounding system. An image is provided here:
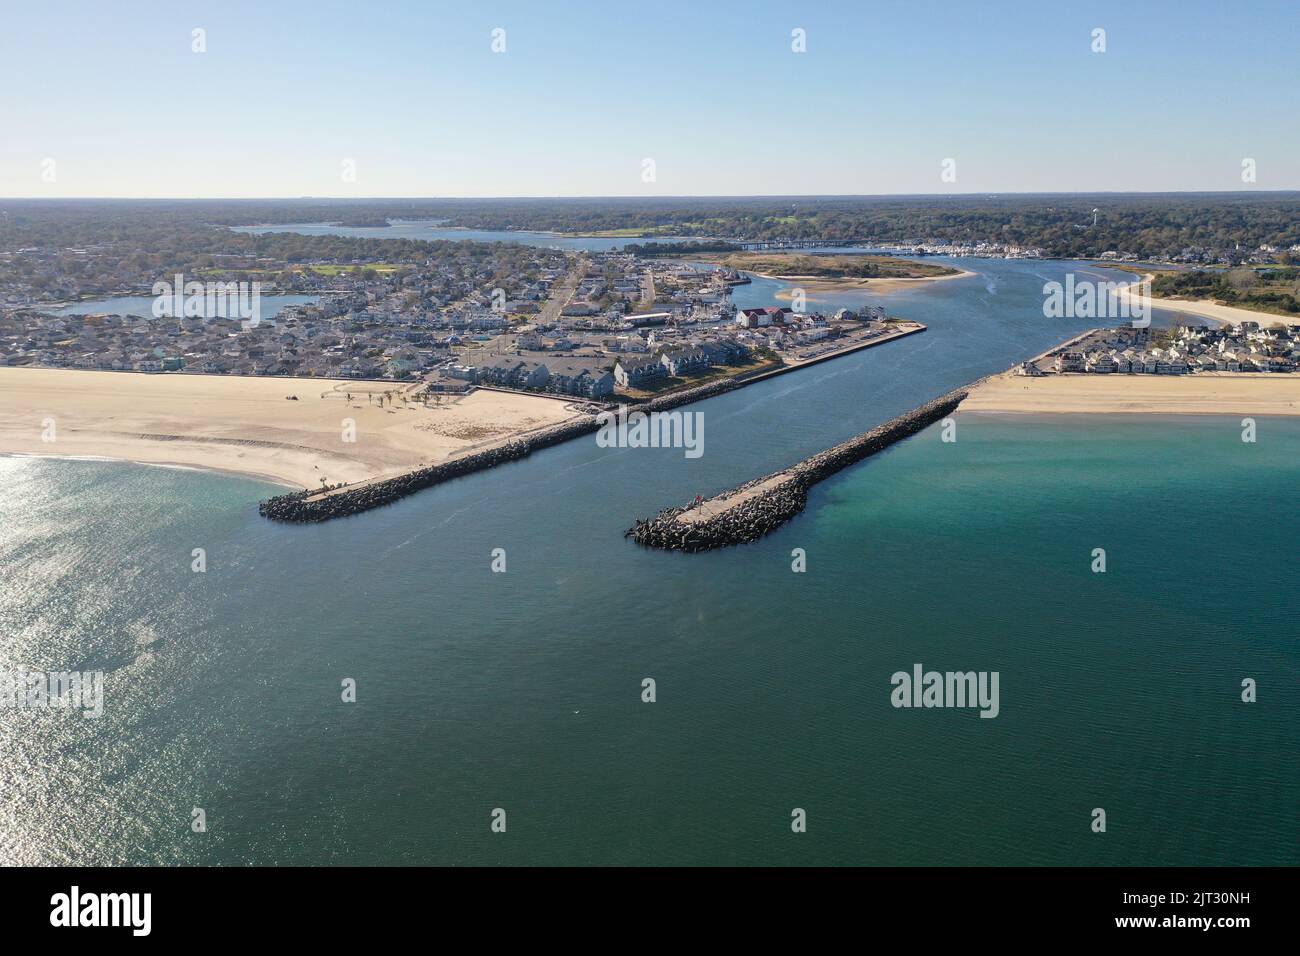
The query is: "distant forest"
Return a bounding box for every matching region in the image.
[622,240,741,256]
[2,194,1298,263]
[0,201,552,299]
[439,194,1300,260]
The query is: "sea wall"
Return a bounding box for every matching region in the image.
[259,371,765,523]
[624,386,969,552]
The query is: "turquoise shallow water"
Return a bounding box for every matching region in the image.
[1,257,1295,865]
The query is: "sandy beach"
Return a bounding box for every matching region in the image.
[0,368,583,488]
[1114,273,1293,328]
[767,268,978,301]
[962,370,1300,417]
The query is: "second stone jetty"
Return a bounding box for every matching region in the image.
[625,386,968,552]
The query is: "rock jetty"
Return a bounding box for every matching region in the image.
[259,372,766,523]
[625,386,969,552]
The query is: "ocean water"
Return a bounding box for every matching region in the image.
[1,257,1295,865]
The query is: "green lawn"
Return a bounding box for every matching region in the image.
[615,357,781,401]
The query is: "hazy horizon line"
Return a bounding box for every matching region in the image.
[4,189,1299,203]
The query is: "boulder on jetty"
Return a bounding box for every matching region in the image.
[259,372,763,524]
[624,477,809,553]
[625,386,969,553]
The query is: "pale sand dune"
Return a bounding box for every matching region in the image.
[0,368,582,488]
[1113,273,1293,328]
[770,268,978,301]
[962,371,1300,417]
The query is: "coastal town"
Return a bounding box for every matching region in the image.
[880,239,1300,267]
[1026,322,1300,376]
[0,236,927,499]
[0,247,900,403]
[2,201,1296,510]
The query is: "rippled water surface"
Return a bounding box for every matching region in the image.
[2,257,1294,865]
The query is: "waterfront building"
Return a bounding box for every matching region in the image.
[614,356,666,389]
[660,346,710,377]
[476,356,550,389]
[545,358,615,398]
[1055,351,1086,372]
[736,306,792,329]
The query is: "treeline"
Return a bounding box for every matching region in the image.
[0,202,535,264]
[1153,269,1300,316]
[3,194,1299,264]
[155,193,1298,260]
[0,201,556,299]
[622,240,740,256]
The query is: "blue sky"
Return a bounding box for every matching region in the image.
[2,0,1297,197]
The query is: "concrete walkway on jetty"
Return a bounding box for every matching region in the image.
[675,473,799,525]
[625,385,970,553]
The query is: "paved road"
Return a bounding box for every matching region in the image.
[539,256,586,324]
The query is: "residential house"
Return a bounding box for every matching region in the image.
[614,356,666,389]
[660,346,711,377]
